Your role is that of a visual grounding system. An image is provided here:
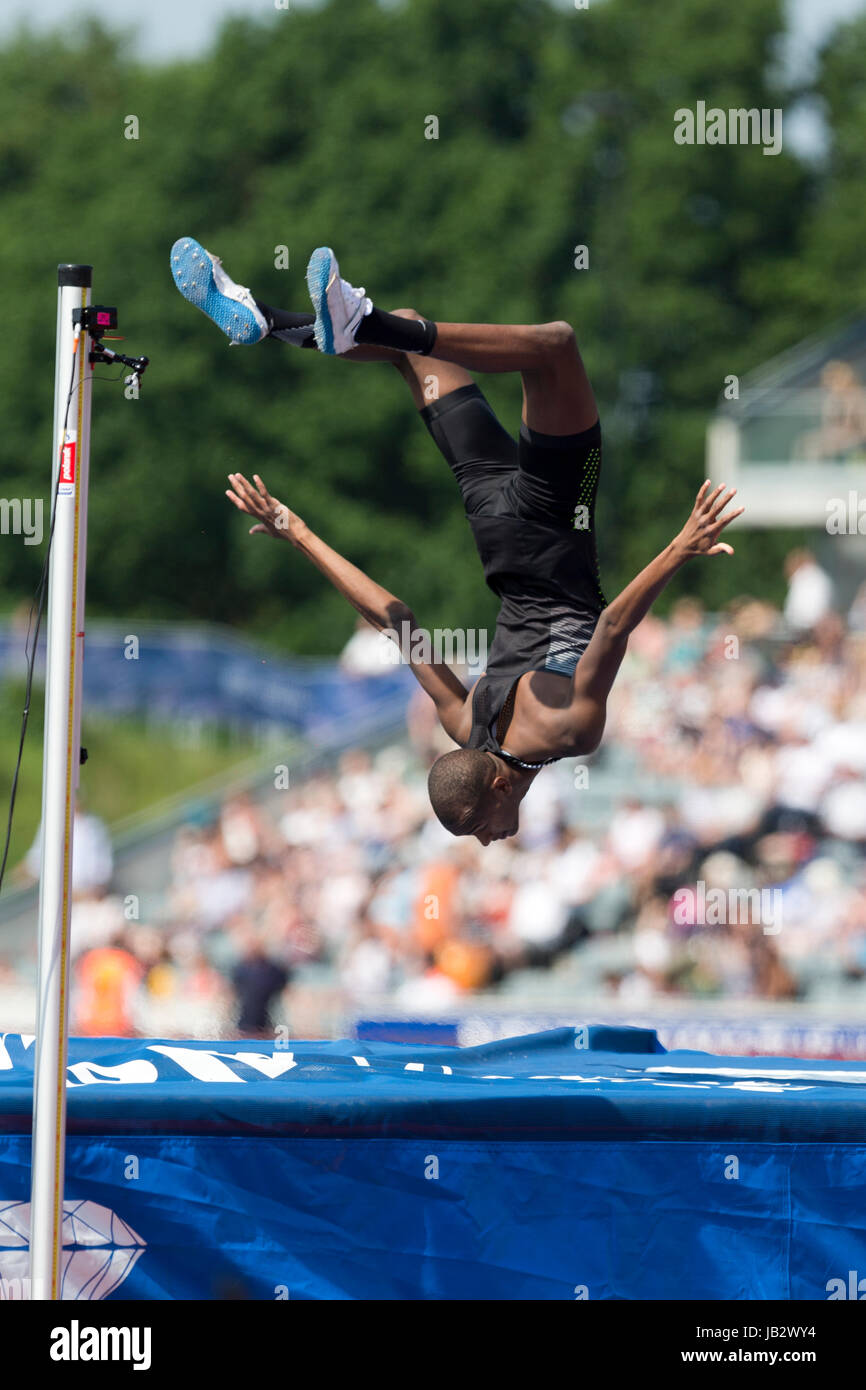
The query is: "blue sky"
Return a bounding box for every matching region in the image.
[3,0,865,65]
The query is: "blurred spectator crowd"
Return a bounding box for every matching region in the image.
[5,549,866,1036]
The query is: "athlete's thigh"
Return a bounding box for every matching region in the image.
[421,383,519,515]
[511,418,603,529]
[520,338,598,436]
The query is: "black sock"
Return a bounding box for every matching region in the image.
[355,307,438,355]
[254,299,318,348]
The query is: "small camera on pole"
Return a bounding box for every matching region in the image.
[73,302,151,394]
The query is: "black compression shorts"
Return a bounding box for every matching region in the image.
[420,383,602,531]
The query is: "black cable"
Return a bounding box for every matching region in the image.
[0,338,79,896]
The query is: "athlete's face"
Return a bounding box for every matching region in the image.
[472,823,518,845]
[463,801,519,845]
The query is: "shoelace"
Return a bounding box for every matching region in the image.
[213,254,254,302]
[339,277,367,306]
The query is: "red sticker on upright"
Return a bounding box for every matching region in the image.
[59,432,77,495]
[60,441,76,485]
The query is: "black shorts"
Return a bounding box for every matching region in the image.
[420,383,602,531]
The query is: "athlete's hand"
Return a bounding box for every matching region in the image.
[674,481,744,559]
[225,472,304,543]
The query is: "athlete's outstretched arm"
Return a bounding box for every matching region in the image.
[567,482,744,738]
[225,472,469,739]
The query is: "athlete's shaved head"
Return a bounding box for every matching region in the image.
[427,749,496,834]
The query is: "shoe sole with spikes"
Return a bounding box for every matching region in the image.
[305,246,338,354]
[170,236,268,345]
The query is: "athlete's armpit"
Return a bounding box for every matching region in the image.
[561,694,606,755]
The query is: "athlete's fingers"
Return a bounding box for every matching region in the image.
[253,475,284,522]
[715,505,745,530]
[226,479,252,514]
[708,488,737,521]
[249,524,268,535]
[702,483,726,514]
[230,471,257,503]
[225,488,249,513]
[707,542,734,556]
[252,474,274,505]
[230,473,266,513]
[696,480,712,505]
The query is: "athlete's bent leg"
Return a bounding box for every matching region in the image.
[301,247,597,432]
[344,299,597,435]
[417,319,597,436]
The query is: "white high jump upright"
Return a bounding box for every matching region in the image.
[29,264,94,1300]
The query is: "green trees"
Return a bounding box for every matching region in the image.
[0,0,860,651]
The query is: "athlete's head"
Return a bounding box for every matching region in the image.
[427,748,529,844]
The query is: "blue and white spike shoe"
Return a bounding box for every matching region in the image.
[170,237,269,345]
[305,247,372,354]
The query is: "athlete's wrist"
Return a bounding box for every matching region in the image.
[289,517,311,547]
[668,535,692,565]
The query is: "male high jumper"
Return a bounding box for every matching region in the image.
[171,238,743,845]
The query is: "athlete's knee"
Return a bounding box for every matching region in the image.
[536,320,577,359]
